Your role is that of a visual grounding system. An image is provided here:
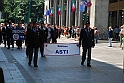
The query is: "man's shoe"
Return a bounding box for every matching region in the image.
[41,55,45,57]
[7,47,10,49]
[87,64,91,67]
[28,62,31,66]
[81,62,84,66]
[34,65,38,67]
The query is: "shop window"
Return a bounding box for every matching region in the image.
[109,0,118,3]
[108,11,117,27]
[119,0,124,1]
[119,9,124,26]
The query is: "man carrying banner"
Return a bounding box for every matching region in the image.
[39,22,48,57]
[78,21,95,67]
[51,24,58,43]
[16,22,24,49]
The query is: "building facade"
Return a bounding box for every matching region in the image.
[109,0,124,28]
[44,0,124,39]
[44,0,84,27]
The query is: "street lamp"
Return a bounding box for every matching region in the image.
[27,0,32,23]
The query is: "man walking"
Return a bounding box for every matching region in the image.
[6,22,14,49]
[39,23,48,57]
[2,23,7,47]
[78,22,95,67]
[25,22,40,67]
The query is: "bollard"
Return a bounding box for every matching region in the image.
[0,67,5,83]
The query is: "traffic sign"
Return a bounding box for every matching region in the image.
[87,2,92,7]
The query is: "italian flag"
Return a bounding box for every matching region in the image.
[57,5,61,15]
[50,8,53,17]
[71,0,76,12]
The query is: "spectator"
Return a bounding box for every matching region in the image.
[108,27,113,47]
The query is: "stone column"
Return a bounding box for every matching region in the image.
[61,0,64,27]
[59,0,61,26]
[78,0,81,27]
[68,0,71,27]
[66,0,69,27]
[54,0,57,24]
[49,0,52,24]
[44,0,50,24]
[90,0,109,39]
[75,0,78,26]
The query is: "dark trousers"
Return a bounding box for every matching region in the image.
[16,40,22,48]
[26,47,29,57]
[28,47,39,65]
[3,37,6,47]
[7,37,14,48]
[115,33,119,40]
[58,33,61,39]
[52,38,57,43]
[40,44,44,56]
[82,47,91,64]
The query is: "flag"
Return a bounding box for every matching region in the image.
[83,0,88,6]
[71,0,76,12]
[79,0,87,12]
[50,8,53,17]
[46,9,50,16]
[57,5,61,15]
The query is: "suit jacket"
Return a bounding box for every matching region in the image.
[51,27,58,39]
[39,27,48,44]
[25,27,40,48]
[2,26,7,37]
[79,28,95,48]
[6,26,14,38]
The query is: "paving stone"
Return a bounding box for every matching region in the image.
[0,38,124,83]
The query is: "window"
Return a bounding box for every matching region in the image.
[109,0,118,3]
[119,0,124,1]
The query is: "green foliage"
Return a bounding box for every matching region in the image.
[0,19,5,23]
[0,0,4,11]
[3,0,44,23]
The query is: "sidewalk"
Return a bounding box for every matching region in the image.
[0,38,124,83]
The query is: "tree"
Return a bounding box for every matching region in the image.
[0,0,4,11]
[3,0,44,23]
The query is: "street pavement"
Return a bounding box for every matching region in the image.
[0,36,124,83]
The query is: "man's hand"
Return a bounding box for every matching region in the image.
[92,46,94,48]
[77,43,81,47]
[26,44,28,47]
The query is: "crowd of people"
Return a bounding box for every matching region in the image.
[0,21,60,67]
[0,20,124,67]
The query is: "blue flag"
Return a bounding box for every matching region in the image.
[46,10,50,16]
[79,0,87,12]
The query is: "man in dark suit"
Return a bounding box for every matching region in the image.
[6,22,14,49]
[51,24,58,43]
[25,22,33,57]
[2,23,7,47]
[78,22,95,67]
[39,23,48,57]
[25,22,40,67]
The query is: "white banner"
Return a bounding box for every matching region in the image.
[44,43,80,56]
